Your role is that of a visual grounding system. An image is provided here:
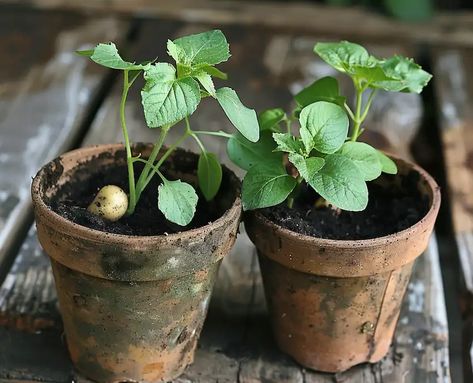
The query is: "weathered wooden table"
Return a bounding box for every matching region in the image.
[0,2,472,382]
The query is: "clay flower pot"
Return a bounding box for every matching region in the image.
[245,156,440,373]
[31,144,241,383]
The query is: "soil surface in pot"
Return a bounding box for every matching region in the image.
[49,160,231,236]
[260,171,430,240]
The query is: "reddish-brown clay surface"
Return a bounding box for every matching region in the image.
[31,144,242,383]
[245,156,441,373]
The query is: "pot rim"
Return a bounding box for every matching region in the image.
[248,153,440,248]
[31,143,242,244]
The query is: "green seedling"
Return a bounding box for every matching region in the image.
[227,41,432,212]
[78,30,259,225]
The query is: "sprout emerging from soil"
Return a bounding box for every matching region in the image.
[87,185,128,222]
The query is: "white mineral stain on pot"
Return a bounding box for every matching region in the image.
[191,283,203,294]
[167,257,179,268]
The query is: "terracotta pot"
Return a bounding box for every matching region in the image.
[245,156,440,373]
[31,144,241,383]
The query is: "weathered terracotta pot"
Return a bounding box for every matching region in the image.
[245,156,440,373]
[31,144,241,383]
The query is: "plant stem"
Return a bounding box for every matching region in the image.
[120,70,137,215]
[350,85,364,142]
[359,89,377,123]
[344,102,355,120]
[287,176,303,209]
[143,130,190,186]
[185,116,208,154]
[193,130,233,139]
[135,125,170,201]
[132,158,166,183]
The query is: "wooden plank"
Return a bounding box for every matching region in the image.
[0,8,127,269]
[2,0,473,49]
[0,20,450,382]
[432,47,473,379]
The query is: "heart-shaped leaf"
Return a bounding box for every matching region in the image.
[338,141,382,181]
[141,64,201,128]
[198,152,222,201]
[258,108,286,132]
[216,87,259,142]
[314,41,378,74]
[227,131,281,171]
[288,153,325,181]
[242,165,297,210]
[374,56,432,93]
[376,150,398,174]
[77,42,151,70]
[308,154,368,211]
[158,180,198,226]
[273,133,304,154]
[299,101,349,154]
[170,30,230,66]
[295,76,345,108]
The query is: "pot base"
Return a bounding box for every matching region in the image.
[259,254,414,373]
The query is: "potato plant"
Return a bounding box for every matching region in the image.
[78,30,259,225]
[228,41,432,211]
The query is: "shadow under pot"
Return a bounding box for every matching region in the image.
[244,155,440,373]
[31,143,242,383]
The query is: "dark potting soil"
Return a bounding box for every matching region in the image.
[260,171,430,240]
[50,161,227,236]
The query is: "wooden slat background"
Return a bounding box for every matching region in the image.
[0,8,128,270]
[433,47,473,380]
[0,13,453,381]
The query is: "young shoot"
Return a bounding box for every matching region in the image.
[227,41,432,212]
[77,30,259,225]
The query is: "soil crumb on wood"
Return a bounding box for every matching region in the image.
[261,171,430,240]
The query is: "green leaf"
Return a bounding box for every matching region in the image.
[198,152,222,201]
[227,131,281,171]
[141,64,201,127]
[199,64,228,79]
[167,40,188,64]
[216,87,259,142]
[272,133,304,154]
[376,150,398,174]
[144,62,176,83]
[373,56,432,93]
[170,30,230,66]
[314,41,378,74]
[295,76,345,108]
[242,165,297,210]
[158,180,198,226]
[258,108,286,132]
[337,142,382,181]
[288,153,325,181]
[299,101,349,154]
[195,71,216,96]
[77,42,151,70]
[308,154,368,211]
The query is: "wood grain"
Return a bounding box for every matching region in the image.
[0,8,126,269]
[2,0,473,48]
[433,47,473,377]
